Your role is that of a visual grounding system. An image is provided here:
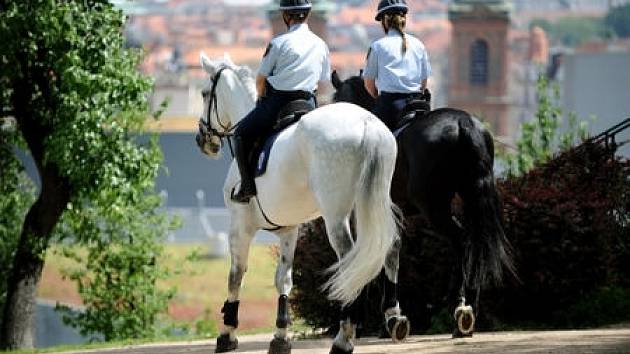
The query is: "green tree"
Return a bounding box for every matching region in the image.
[500,74,588,177]
[0,1,172,349]
[605,3,630,38]
[531,16,608,47]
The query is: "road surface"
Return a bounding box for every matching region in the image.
[57,328,630,354]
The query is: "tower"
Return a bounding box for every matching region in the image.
[448,0,511,136]
[267,0,334,41]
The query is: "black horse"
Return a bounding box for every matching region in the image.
[332,72,515,337]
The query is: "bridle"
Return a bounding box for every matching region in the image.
[201,65,239,155]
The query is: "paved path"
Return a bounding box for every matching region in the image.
[58,329,630,354]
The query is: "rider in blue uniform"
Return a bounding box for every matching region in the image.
[232,0,331,203]
[363,0,432,130]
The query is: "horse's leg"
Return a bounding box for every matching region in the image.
[446,234,476,338]
[425,200,475,338]
[324,215,357,354]
[216,222,256,353]
[381,236,410,342]
[312,158,372,354]
[269,227,299,354]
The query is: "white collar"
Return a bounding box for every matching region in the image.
[289,23,308,32]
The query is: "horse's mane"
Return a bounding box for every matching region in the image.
[214,56,257,101]
[334,75,375,111]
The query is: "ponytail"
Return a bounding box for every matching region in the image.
[383,13,407,54]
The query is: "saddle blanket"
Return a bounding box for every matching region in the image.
[254,131,282,177]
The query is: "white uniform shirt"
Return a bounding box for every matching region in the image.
[259,23,331,92]
[363,31,431,94]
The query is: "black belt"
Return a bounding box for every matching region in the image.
[380,91,422,100]
[266,81,315,100]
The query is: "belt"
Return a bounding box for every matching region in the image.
[380,91,422,100]
[266,81,315,100]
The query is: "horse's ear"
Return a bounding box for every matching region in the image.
[223,52,235,67]
[331,70,342,90]
[200,52,215,74]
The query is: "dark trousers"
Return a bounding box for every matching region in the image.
[373,92,421,130]
[235,84,315,153]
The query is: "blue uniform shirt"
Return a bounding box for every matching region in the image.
[363,31,431,94]
[259,23,331,92]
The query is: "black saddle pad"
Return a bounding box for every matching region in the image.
[392,99,431,138]
[249,99,314,177]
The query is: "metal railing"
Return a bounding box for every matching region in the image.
[587,117,630,150]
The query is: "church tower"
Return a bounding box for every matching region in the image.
[448,0,511,136]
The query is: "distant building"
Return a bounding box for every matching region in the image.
[448,0,512,137]
[559,51,630,157]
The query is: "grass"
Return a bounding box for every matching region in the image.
[39,243,280,335]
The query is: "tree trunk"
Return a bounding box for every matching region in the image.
[0,150,70,350]
[1,38,70,350]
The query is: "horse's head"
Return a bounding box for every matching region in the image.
[331,70,376,112]
[196,52,256,158]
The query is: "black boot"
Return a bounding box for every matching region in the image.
[232,136,256,203]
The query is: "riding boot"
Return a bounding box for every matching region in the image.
[232,136,257,203]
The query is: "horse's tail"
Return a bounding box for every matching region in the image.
[325,119,401,307]
[457,116,515,290]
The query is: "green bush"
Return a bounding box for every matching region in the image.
[56,193,178,341]
[485,141,630,329]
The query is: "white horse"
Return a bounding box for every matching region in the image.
[197,53,402,354]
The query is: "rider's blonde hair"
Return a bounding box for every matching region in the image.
[383,12,407,54]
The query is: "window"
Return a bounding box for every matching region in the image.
[470,39,488,86]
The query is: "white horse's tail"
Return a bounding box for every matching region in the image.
[325,119,401,307]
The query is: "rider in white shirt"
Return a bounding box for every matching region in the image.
[232,0,331,203]
[363,0,432,130]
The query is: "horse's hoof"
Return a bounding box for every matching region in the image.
[215,333,238,353]
[268,337,291,354]
[453,306,475,337]
[452,327,474,338]
[329,344,353,354]
[386,315,410,343]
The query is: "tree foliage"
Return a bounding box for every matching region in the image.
[489,141,630,328]
[56,191,177,341]
[499,75,588,177]
[0,1,175,348]
[605,3,630,38]
[530,17,609,47]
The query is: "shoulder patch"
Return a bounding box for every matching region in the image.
[263,43,272,58]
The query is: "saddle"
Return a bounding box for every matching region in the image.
[392,98,431,138]
[250,99,314,177]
